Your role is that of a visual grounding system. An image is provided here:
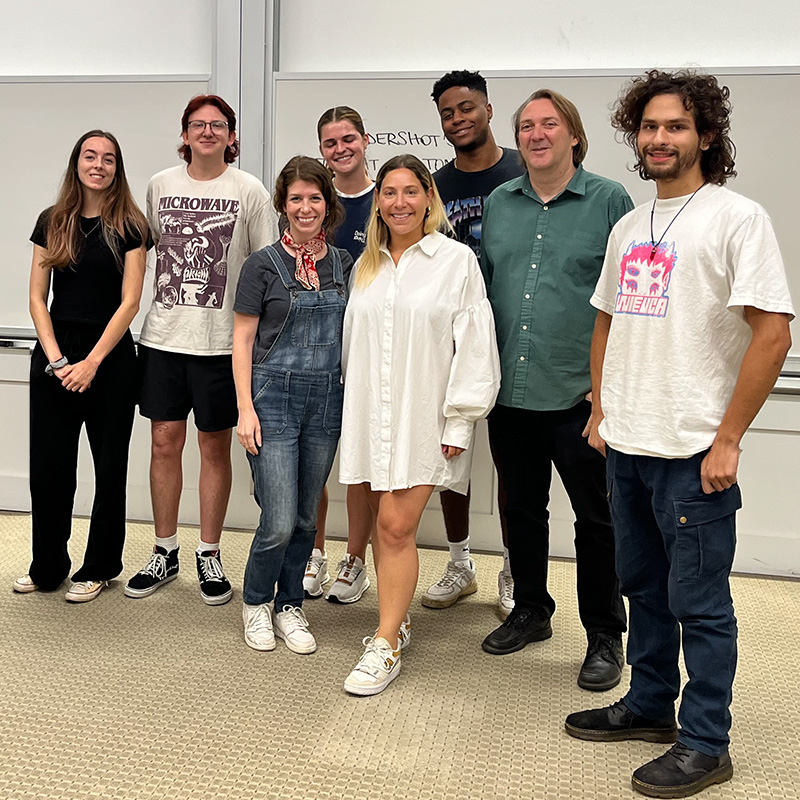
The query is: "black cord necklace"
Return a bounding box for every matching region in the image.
[649,182,706,262]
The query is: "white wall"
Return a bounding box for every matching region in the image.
[0,0,213,75]
[2,1,799,578]
[278,0,799,73]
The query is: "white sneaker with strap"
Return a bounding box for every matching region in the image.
[344,637,402,696]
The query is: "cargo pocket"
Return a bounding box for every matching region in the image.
[673,484,741,582]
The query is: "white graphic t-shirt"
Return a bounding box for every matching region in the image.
[140,165,278,355]
[592,183,794,458]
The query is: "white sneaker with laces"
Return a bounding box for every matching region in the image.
[274,605,317,654]
[421,559,478,608]
[325,553,370,604]
[65,580,108,603]
[13,575,38,593]
[303,550,329,598]
[498,570,515,618]
[243,602,276,651]
[344,636,401,696]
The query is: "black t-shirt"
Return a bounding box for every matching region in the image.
[433,147,525,263]
[31,207,147,326]
[234,241,354,364]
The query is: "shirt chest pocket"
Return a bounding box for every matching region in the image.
[291,305,344,348]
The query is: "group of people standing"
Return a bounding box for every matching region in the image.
[14,67,793,799]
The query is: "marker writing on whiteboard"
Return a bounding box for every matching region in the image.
[368,132,442,147]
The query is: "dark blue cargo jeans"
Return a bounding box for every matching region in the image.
[607,446,741,757]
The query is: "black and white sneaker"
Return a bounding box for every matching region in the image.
[125,546,180,598]
[196,550,233,606]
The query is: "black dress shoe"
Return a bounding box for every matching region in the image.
[631,742,733,798]
[578,632,624,691]
[481,606,552,655]
[565,699,678,743]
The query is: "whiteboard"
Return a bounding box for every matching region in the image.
[0,79,209,334]
[273,71,800,357]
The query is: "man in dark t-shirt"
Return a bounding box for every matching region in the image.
[424,70,524,617]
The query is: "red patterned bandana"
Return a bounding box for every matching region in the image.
[281,228,326,291]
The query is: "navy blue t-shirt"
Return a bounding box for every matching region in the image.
[332,186,374,263]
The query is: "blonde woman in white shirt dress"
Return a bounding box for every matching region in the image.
[340,154,500,695]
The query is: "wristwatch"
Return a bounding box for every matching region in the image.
[45,356,69,376]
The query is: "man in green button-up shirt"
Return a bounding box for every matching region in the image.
[480,88,631,692]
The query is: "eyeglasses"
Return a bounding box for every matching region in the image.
[187,120,229,133]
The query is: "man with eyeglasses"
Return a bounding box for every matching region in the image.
[126,94,277,606]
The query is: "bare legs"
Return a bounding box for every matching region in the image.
[364,484,434,646]
[150,420,232,544]
[313,483,374,559]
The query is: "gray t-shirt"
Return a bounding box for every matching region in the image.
[234,242,353,363]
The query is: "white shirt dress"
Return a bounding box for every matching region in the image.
[339,231,500,494]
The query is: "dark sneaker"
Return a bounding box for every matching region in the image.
[481,606,552,655]
[632,742,733,798]
[578,632,624,691]
[565,699,678,743]
[124,546,179,598]
[195,550,232,606]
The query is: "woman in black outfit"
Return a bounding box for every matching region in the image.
[14,130,149,602]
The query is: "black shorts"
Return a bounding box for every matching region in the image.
[138,344,238,432]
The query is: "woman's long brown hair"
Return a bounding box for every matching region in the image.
[42,130,148,271]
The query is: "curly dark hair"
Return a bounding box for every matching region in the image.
[611,70,736,185]
[431,70,488,105]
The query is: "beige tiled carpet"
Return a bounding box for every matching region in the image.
[1,511,798,800]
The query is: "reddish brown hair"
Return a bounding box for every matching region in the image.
[178,94,240,164]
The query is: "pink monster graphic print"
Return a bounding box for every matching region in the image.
[615,240,677,317]
[154,195,240,309]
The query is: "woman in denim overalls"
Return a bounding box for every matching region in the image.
[233,157,352,654]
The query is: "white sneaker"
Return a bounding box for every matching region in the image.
[303,550,329,598]
[326,554,370,604]
[373,614,412,650]
[498,570,515,618]
[243,602,276,651]
[344,637,401,696]
[13,575,38,593]
[274,605,317,654]
[421,559,478,608]
[65,580,108,603]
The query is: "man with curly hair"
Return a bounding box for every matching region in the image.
[565,71,794,798]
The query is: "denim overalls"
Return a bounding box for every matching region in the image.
[242,245,346,608]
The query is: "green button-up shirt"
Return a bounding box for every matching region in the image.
[482,165,633,411]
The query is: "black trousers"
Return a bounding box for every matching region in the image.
[487,401,626,636]
[28,322,137,590]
